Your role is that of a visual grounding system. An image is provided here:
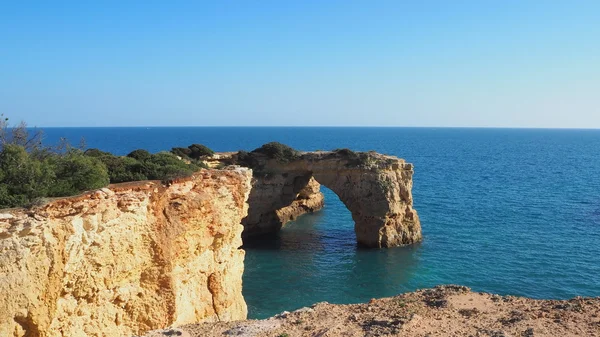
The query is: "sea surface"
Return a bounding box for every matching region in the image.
[40,127,600,319]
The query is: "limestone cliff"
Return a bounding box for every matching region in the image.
[243,174,325,236]
[0,167,252,337]
[236,150,421,248]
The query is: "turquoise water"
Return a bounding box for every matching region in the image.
[41,127,600,318]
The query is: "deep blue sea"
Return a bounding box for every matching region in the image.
[40,127,600,319]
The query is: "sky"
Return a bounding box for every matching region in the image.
[1,1,599,128]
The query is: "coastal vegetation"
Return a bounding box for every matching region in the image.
[330,148,389,168]
[251,142,299,163]
[0,116,213,208]
[84,147,207,184]
[0,120,387,209]
[237,142,299,168]
[171,143,215,159]
[0,144,109,208]
[235,142,300,178]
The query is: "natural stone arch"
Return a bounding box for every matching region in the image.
[239,150,421,248]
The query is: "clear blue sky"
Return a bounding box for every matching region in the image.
[1,1,599,127]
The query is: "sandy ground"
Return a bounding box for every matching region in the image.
[143,285,600,337]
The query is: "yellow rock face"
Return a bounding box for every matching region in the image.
[240,151,422,248]
[0,167,252,337]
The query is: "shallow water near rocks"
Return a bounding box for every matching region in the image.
[41,127,600,319]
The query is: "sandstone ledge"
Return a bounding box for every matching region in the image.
[144,285,600,337]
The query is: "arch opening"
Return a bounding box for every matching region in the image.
[240,152,421,248]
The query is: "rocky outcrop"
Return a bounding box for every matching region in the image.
[240,151,421,248]
[274,177,325,227]
[0,167,251,337]
[242,174,325,236]
[144,285,600,337]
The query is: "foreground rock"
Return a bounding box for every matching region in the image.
[235,150,422,248]
[0,167,251,337]
[144,285,600,337]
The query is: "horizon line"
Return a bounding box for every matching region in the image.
[31,125,600,130]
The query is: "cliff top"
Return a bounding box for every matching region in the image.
[212,148,412,173]
[0,166,251,213]
[143,285,600,337]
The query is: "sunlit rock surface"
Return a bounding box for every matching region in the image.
[0,167,251,337]
[239,151,422,248]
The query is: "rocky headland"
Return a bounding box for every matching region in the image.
[229,147,422,248]
[144,285,600,337]
[6,145,594,337]
[0,145,424,336]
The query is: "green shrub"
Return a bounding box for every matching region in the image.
[252,142,299,163]
[0,140,208,208]
[331,148,380,168]
[127,149,152,161]
[144,152,199,181]
[187,144,214,159]
[96,155,148,183]
[95,150,202,183]
[233,142,299,176]
[0,145,54,208]
[332,148,358,158]
[84,148,112,157]
[236,150,259,168]
[171,147,192,158]
[47,151,110,196]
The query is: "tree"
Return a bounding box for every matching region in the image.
[0,114,44,152]
[0,144,54,208]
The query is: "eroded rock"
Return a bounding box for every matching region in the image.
[0,167,252,337]
[238,151,422,248]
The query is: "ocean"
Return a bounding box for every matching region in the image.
[40,127,600,319]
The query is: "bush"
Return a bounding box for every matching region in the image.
[187,144,214,159]
[0,139,208,208]
[171,147,192,158]
[0,146,110,208]
[232,142,299,177]
[330,148,382,168]
[332,148,358,158]
[90,149,203,183]
[144,152,200,181]
[127,149,152,161]
[47,151,110,196]
[134,152,199,181]
[84,148,112,157]
[95,154,148,183]
[236,150,259,168]
[252,142,299,163]
[0,145,54,208]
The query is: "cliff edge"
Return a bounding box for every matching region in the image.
[0,167,252,337]
[144,285,600,337]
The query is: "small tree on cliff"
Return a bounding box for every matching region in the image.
[0,114,44,152]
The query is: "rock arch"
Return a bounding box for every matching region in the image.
[240,151,422,248]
